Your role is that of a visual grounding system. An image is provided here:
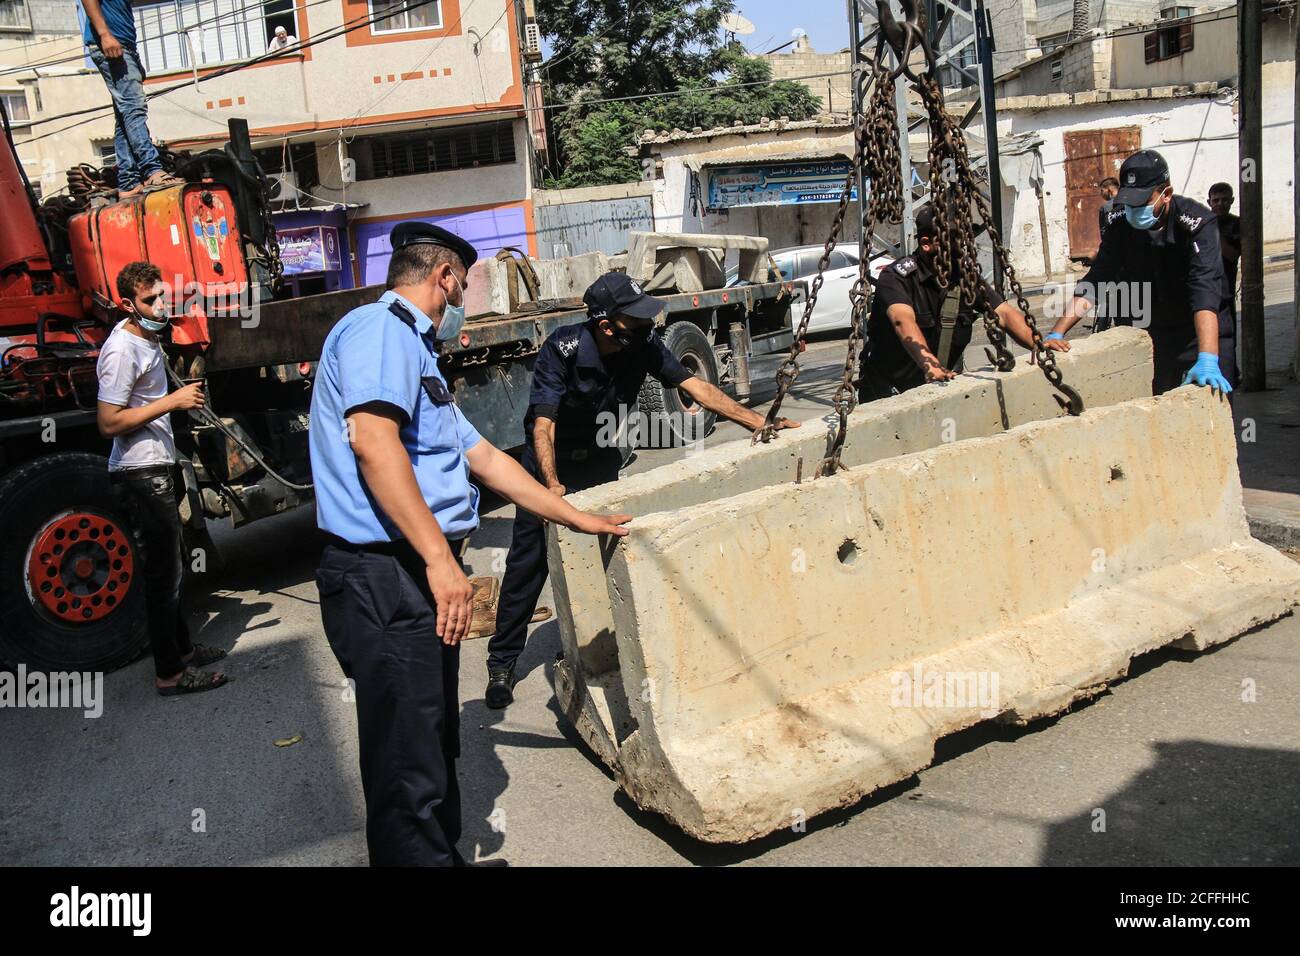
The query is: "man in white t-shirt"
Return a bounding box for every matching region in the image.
[96,261,228,695]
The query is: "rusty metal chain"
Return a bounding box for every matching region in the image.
[917,77,1014,373]
[763,0,1082,469]
[817,65,899,471]
[916,76,1081,411]
[756,62,901,448]
[755,120,867,444]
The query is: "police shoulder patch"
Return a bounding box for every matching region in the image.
[1173,196,1211,234]
[552,325,582,358]
[892,256,919,277]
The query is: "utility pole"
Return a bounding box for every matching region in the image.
[975,0,1003,294]
[1294,4,1299,381]
[1238,0,1265,390]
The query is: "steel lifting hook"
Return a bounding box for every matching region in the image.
[875,0,936,81]
[1053,382,1085,416]
[984,345,1016,373]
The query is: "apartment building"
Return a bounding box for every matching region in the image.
[5,1,541,292]
[1,1,117,195]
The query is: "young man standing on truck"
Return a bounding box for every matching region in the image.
[97,261,227,695]
[484,272,800,710]
[78,1,179,196]
[310,223,633,866]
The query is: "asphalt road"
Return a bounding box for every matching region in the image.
[3,288,1298,867]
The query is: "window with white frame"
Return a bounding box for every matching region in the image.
[2,90,29,123]
[95,141,118,167]
[134,0,283,75]
[0,1,31,31]
[370,0,442,35]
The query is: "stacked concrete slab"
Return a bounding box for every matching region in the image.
[547,328,1300,841]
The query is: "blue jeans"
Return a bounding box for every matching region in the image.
[87,45,161,190]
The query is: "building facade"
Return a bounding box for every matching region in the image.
[992,2,1294,276]
[6,1,540,289]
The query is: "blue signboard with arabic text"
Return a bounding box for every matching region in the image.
[707,160,858,209]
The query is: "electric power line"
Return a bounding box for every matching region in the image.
[16,0,443,146]
[0,0,342,78]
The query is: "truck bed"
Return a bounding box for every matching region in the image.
[203,280,796,372]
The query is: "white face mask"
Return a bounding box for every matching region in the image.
[436,270,466,342]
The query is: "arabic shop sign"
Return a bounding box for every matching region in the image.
[707,160,857,209]
[277,225,343,275]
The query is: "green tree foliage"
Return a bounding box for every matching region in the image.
[537,1,823,187]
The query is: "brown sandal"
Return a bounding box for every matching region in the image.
[157,667,229,697]
[187,643,227,666]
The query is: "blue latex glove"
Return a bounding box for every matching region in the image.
[1182,352,1233,393]
[1044,331,1065,342]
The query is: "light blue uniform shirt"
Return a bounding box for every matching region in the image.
[309,290,482,543]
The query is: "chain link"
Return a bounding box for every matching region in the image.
[762,17,1083,466]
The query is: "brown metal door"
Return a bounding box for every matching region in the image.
[1064,126,1141,260]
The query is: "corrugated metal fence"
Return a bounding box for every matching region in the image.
[534,195,654,259]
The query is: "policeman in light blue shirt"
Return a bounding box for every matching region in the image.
[309,221,631,867]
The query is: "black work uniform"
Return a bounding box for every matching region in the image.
[1082,197,1235,393]
[1217,210,1241,328]
[487,319,690,673]
[859,252,1004,402]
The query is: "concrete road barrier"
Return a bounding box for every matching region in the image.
[550,327,1155,769]
[547,333,1300,842]
[566,387,1300,842]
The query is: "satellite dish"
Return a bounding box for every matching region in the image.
[721,12,756,36]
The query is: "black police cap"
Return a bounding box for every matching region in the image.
[914,204,985,240]
[389,221,478,269]
[1114,150,1171,207]
[583,271,664,322]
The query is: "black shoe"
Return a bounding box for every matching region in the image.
[485,666,517,709]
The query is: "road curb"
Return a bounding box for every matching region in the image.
[1247,506,1300,555]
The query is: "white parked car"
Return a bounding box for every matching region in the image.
[730,245,893,333]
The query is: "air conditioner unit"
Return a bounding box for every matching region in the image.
[524,22,542,60]
[267,171,298,202]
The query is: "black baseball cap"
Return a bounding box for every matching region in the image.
[389,221,478,269]
[1114,150,1171,206]
[914,204,986,240]
[583,272,664,322]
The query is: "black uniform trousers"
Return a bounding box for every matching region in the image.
[1139,315,1238,395]
[109,463,193,679]
[486,444,620,673]
[316,534,466,867]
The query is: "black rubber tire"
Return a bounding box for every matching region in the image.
[636,321,720,448]
[0,453,148,672]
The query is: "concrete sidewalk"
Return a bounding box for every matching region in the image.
[1235,271,1300,553]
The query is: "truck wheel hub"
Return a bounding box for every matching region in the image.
[27,513,133,623]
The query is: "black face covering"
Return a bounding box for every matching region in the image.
[917,239,960,287]
[611,323,654,350]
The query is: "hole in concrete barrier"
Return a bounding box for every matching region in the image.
[837,539,860,566]
[1109,464,1125,481]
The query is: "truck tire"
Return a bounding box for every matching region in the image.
[636,321,719,448]
[0,453,148,672]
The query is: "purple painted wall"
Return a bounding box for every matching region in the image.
[351,205,530,287]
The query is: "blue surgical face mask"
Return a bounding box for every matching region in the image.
[436,270,466,342]
[137,304,170,334]
[1124,203,1159,230]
